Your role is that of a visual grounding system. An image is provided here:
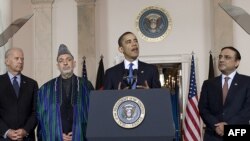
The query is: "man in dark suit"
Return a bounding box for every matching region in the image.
[0,48,38,141]
[104,31,161,90]
[198,46,250,141]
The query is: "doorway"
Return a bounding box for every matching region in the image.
[154,62,183,141]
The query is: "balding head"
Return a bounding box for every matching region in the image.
[5,48,23,59]
[5,48,24,75]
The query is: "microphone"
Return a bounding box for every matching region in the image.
[132,69,138,87]
[123,69,129,80]
[122,69,129,88]
[121,69,138,89]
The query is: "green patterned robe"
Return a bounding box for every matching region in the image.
[37,75,92,141]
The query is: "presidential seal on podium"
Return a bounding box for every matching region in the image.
[136,6,172,42]
[113,96,145,128]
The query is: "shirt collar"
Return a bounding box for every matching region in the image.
[7,72,21,80]
[222,70,236,80]
[124,59,138,69]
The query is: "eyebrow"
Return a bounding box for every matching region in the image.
[218,55,234,59]
[58,56,73,61]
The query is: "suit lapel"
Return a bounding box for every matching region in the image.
[3,73,18,98]
[215,76,224,106]
[19,75,27,99]
[137,61,145,84]
[118,62,126,83]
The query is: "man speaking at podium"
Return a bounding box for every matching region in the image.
[104,31,161,90]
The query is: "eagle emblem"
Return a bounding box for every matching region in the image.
[136,6,172,42]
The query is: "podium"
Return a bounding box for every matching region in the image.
[86,88,175,141]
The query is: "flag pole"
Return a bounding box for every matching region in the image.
[95,55,105,90]
[183,52,201,141]
[82,56,88,80]
[82,56,86,61]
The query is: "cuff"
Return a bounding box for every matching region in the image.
[3,129,10,139]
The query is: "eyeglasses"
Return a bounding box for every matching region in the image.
[218,55,234,60]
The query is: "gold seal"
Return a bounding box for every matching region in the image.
[113,96,145,128]
[136,6,172,42]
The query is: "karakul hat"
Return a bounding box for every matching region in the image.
[57,44,73,60]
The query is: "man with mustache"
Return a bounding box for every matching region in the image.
[104,31,161,90]
[198,46,250,141]
[36,44,94,141]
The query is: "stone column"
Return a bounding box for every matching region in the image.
[213,0,233,74]
[31,0,54,86]
[75,0,96,85]
[213,0,233,50]
[0,0,11,74]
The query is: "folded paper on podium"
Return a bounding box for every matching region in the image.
[86,88,175,141]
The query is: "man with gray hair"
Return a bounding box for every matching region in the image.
[0,48,38,141]
[37,44,93,141]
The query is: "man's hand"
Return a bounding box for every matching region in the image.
[118,82,129,90]
[136,81,150,89]
[118,81,150,90]
[16,129,28,141]
[63,132,72,141]
[7,128,27,140]
[214,122,227,136]
[7,129,19,140]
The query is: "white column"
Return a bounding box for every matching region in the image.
[0,0,11,74]
[31,0,54,86]
[212,0,233,75]
[75,0,96,84]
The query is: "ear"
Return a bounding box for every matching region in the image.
[56,63,60,70]
[235,60,240,68]
[5,59,9,66]
[73,60,76,68]
[118,46,123,53]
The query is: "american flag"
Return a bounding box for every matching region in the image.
[183,55,201,141]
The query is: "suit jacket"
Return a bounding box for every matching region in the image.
[104,61,161,89]
[198,73,250,141]
[0,73,38,141]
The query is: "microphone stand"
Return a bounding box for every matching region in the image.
[122,69,138,89]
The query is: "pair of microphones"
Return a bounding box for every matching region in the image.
[122,69,138,89]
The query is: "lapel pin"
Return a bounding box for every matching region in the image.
[141,71,144,74]
[234,83,238,86]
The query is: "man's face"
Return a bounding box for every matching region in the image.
[119,33,139,61]
[218,48,240,75]
[57,54,75,77]
[5,49,24,75]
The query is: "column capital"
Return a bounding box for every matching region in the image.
[31,0,54,5]
[75,0,96,6]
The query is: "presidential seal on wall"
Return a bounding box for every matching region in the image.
[136,6,172,42]
[113,96,145,128]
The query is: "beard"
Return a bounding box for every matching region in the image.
[61,68,73,79]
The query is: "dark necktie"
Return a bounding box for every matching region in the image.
[128,63,136,89]
[13,76,20,97]
[222,77,230,104]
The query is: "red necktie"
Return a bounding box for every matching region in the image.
[223,77,230,104]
